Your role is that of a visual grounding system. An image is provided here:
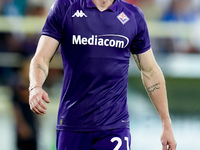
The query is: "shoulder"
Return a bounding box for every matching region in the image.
[54,0,72,7]
[49,0,78,16]
[56,0,80,5]
[119,0,145,19]
[53,0,78,9]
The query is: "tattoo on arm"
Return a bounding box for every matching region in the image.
[147,83,160,94]
[37,64,47,78]
[134,54,142,70]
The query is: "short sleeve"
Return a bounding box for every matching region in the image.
[130,7,151,54]
[42,0,66,42]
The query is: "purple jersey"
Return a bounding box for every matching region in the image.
[42,0,151,131]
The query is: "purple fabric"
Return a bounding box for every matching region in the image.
[42,0,151,132]
[56,128,131,150]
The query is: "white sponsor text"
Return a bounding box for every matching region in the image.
[72,34,129,48]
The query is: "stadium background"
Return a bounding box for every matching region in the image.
[0,0,200,149]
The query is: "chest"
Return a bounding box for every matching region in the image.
[64,7,137,47]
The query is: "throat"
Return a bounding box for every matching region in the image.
[92,0,115,12]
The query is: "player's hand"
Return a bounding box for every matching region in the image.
[161,124,177,150]
[29,87,50,116]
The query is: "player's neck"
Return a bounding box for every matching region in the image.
[92,0,115,12]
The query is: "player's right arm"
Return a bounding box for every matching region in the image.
[29,35,59,116]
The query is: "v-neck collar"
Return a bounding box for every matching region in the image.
[85,0,119,12]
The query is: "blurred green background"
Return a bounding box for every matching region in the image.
[129,76,200,115]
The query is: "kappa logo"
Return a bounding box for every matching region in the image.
[72,10,87,17]
[117,12,130,25]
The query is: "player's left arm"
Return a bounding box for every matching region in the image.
[132,48,177,150]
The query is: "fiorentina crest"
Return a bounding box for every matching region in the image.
[117,12,130,25]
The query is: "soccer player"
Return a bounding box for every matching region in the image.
[29,0,177,149]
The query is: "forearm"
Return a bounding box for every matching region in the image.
[29,35,60,91]
[141,66,171,125]
[134,50,176,149]
[29,56,49,90]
